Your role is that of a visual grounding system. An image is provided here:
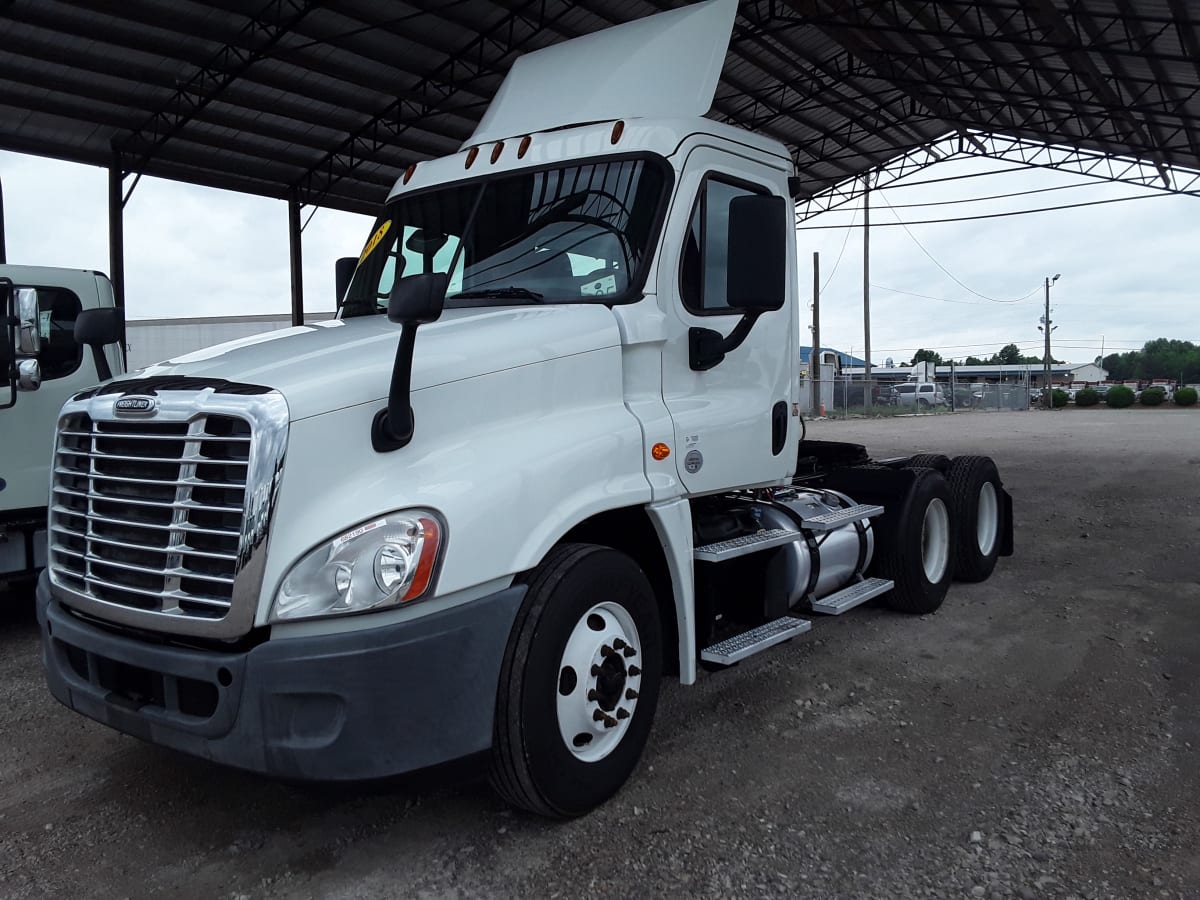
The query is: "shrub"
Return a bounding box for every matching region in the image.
[1175,387,1198,407]
[1139,387,1165,406]
[1106,385,1135,408]
[1051,388,1069,408]
[1075,388,1099,407]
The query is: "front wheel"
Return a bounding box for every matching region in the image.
[489,543,662,817]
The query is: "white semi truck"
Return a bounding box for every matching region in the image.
[37,0,1011,817]
[1,265,124,589]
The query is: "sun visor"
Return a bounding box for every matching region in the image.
[465,0,738,148]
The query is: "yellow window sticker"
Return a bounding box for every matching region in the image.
[359,220,392,263]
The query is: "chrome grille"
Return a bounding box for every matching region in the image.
[47,384,290,639]
[52,414,250,617]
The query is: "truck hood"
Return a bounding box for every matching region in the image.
[131,305,621,421]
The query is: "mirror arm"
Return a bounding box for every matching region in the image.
[89,343,113,382]
[371,321,420,452]
[689,311,763,371]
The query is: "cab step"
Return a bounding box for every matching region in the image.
[801,504,885,532]
[810,576,894,615]
[700,616,812,666]
[693,528,800,562]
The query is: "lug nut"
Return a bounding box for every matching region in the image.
[628,665,641,676]
[593,709,606,722]
[612,638,627,650]
[587,689,598,701]
[623,646,637,658]
[603,715,618,728]
[625,688,639,700]
[616,708,630,720]
[591,664,602,676]
[600,644,615,658]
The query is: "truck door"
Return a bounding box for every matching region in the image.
[658,148,797,494]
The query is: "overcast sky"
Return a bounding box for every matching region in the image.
[2,147,1196,367]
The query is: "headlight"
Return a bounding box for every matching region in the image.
[270,511,443,622]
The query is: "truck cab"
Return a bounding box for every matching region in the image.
[35,0,1012,817]
[1,266,124,587]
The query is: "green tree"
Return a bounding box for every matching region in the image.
[996,343,1023,365]
[911,348,944,365]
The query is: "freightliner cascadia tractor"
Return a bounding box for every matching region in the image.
[37,0,1011,816]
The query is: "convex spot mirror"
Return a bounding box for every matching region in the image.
[388,272,450,325]
[16,288,41,355]
[17,358,41,391]
[725,194,788,312]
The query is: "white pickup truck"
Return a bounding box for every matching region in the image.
[36,0,1012,817]
[892,382,948,409]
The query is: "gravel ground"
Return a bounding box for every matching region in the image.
[2,406,1198,899]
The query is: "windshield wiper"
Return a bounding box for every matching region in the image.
[447,287,544,303]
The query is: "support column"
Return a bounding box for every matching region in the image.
[108,153,127,361]
[288,193,304,327]
[862,173,872,410]
[811,251,821,417]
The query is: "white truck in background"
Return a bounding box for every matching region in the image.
[36,0,1012,817]
[1,265,125,590]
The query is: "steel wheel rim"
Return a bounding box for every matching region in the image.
[921,498,950,583]
[556,601,643,763]
[976,481,999,557]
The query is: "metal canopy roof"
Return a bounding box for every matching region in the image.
[2,0,1198,219]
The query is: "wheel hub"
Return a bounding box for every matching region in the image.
[556,602,643,763]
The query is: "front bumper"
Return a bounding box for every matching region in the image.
[37,572,525,781]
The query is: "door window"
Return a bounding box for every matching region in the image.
[680,177,764,315]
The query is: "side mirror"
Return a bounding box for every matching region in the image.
[387,272,449,324]
[16,288,41,355]
[74,307,125,382]
[726,194,787,312]
[334,256,357,305]
[17,358,41,392]
[373,272,450,453]
[690,193,789,371]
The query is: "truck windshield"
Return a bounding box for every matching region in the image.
[341,157,668,317]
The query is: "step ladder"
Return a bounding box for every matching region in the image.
[809,576,894,615]
[801,503,884,532]
[700,616,812,666]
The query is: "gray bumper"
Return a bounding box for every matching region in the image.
[37,572,524,781]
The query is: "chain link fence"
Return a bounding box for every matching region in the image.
[808,377,1033,419]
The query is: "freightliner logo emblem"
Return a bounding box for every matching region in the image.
[114,396,158,416]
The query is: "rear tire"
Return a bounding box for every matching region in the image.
[488,543,661,818]
[873,468,955,614]
[903,453,951,474]
[947,455,1004,582]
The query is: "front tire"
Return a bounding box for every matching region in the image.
[489,543,662,817]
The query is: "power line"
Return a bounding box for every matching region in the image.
[796,189,1193,230]
[871,282,1040,305]
[820,197,859,293]
[876,179,1117,209]
[877,192,1039,303]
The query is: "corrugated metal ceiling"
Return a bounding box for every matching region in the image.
[1,0,1197,216]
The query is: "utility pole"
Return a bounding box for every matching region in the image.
[862,172,872,410]
[811,251,821,418]
[1041,273,1060,409]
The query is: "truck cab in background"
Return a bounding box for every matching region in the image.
[1,266,124,589]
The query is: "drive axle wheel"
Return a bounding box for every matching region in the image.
[947,455,1004,582]
[873,467,955,614]
[489,543,661,818]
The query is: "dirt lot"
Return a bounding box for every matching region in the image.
[2,407,1198,899]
